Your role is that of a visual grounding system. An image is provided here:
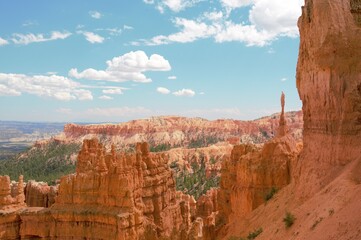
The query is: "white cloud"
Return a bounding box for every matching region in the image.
[22,20,38,27]
[157,87,170,94]
[168,75,177,80]
[99,95,113,100]
[136,0,302,47]
[96,27,122,36]
[199,91,205,95]
[221,0,253,9]
[69,51,171,83]
[0,84,21,96]
[140,18,216,45]
[46,71,58,75]
[144,0,203,12]
[173,88,195,97]
[11,31,71,45]
[80,31,105,43]
[102,88,124,94]
[89,11,102,19]
[249,0,302,38]
[123,25,134,30]
[0,73,92,101]
[281,77,287,82]
[0,37,9,46]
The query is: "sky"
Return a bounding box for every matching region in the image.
[0,0,304,123]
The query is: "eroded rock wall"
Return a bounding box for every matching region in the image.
[296,0,361,196]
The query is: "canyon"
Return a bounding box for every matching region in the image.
[1,0,361,239]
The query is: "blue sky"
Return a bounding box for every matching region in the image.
[0,0,303,122]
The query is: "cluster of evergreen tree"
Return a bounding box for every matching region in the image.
[173,157,220,199]
[0,142,80,185]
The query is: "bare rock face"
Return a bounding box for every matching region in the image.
[63,113,303,148]
[0,175,25,208]
[12,138,190,239]
[296,0,361,196]
[217,97,301,227]
[25,181,57,207]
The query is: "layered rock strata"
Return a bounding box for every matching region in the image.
[217,93,300,226]
[296,0,361,196]
[1,139,197,239]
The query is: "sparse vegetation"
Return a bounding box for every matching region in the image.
[175,158,219,199]
[264,186,278,201]
[247,228,263,239]
[227,228,263,240]
[283,212,296,228]
[150,143,172,152]
[188,135,222,148]
[0,141,80,185]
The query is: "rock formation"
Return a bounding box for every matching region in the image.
[0,139,200,239]
[62,113,303,148]
[25,181,57,207]
[295,0,361,197]
[219,1,361,239]
[217,93,300,228]
[277,92,287,137]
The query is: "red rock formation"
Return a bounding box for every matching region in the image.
[218,1,361,239]
[277,92,287,137]
[217,94,300,228]
[295,0,361,197]
[63,113,303,148]
[0,175,25,208]
[25,181,57,207]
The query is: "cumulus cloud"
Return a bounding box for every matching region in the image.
[0,73,92,101]
[173,88,195,97]
[69,51,171,83]
[89,11,102,19]
[102,88,124,94]
[136,0,303,47]
[79,31,105,43]
[0,37,9,46]
[11,31,71,45]
[157,87,170,94]
[221,0,253,9]
[249,0,302,38]
[139,18,216,45]
[144,0,203,12]
[168,75,177,80]
[99,95,113,100]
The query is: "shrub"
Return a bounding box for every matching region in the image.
[264,187,278,201]
[247,228,263,239]
[283,212,295,228]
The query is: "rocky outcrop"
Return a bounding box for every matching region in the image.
[62,113,303,148]
[217,93,300,227]
[0,175,25,208]
[0,139,198,239]
[24,181,57,207]
[296,0,361,196]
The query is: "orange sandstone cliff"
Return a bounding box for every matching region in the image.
[221,1,361,239]
[0,139,202,239]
